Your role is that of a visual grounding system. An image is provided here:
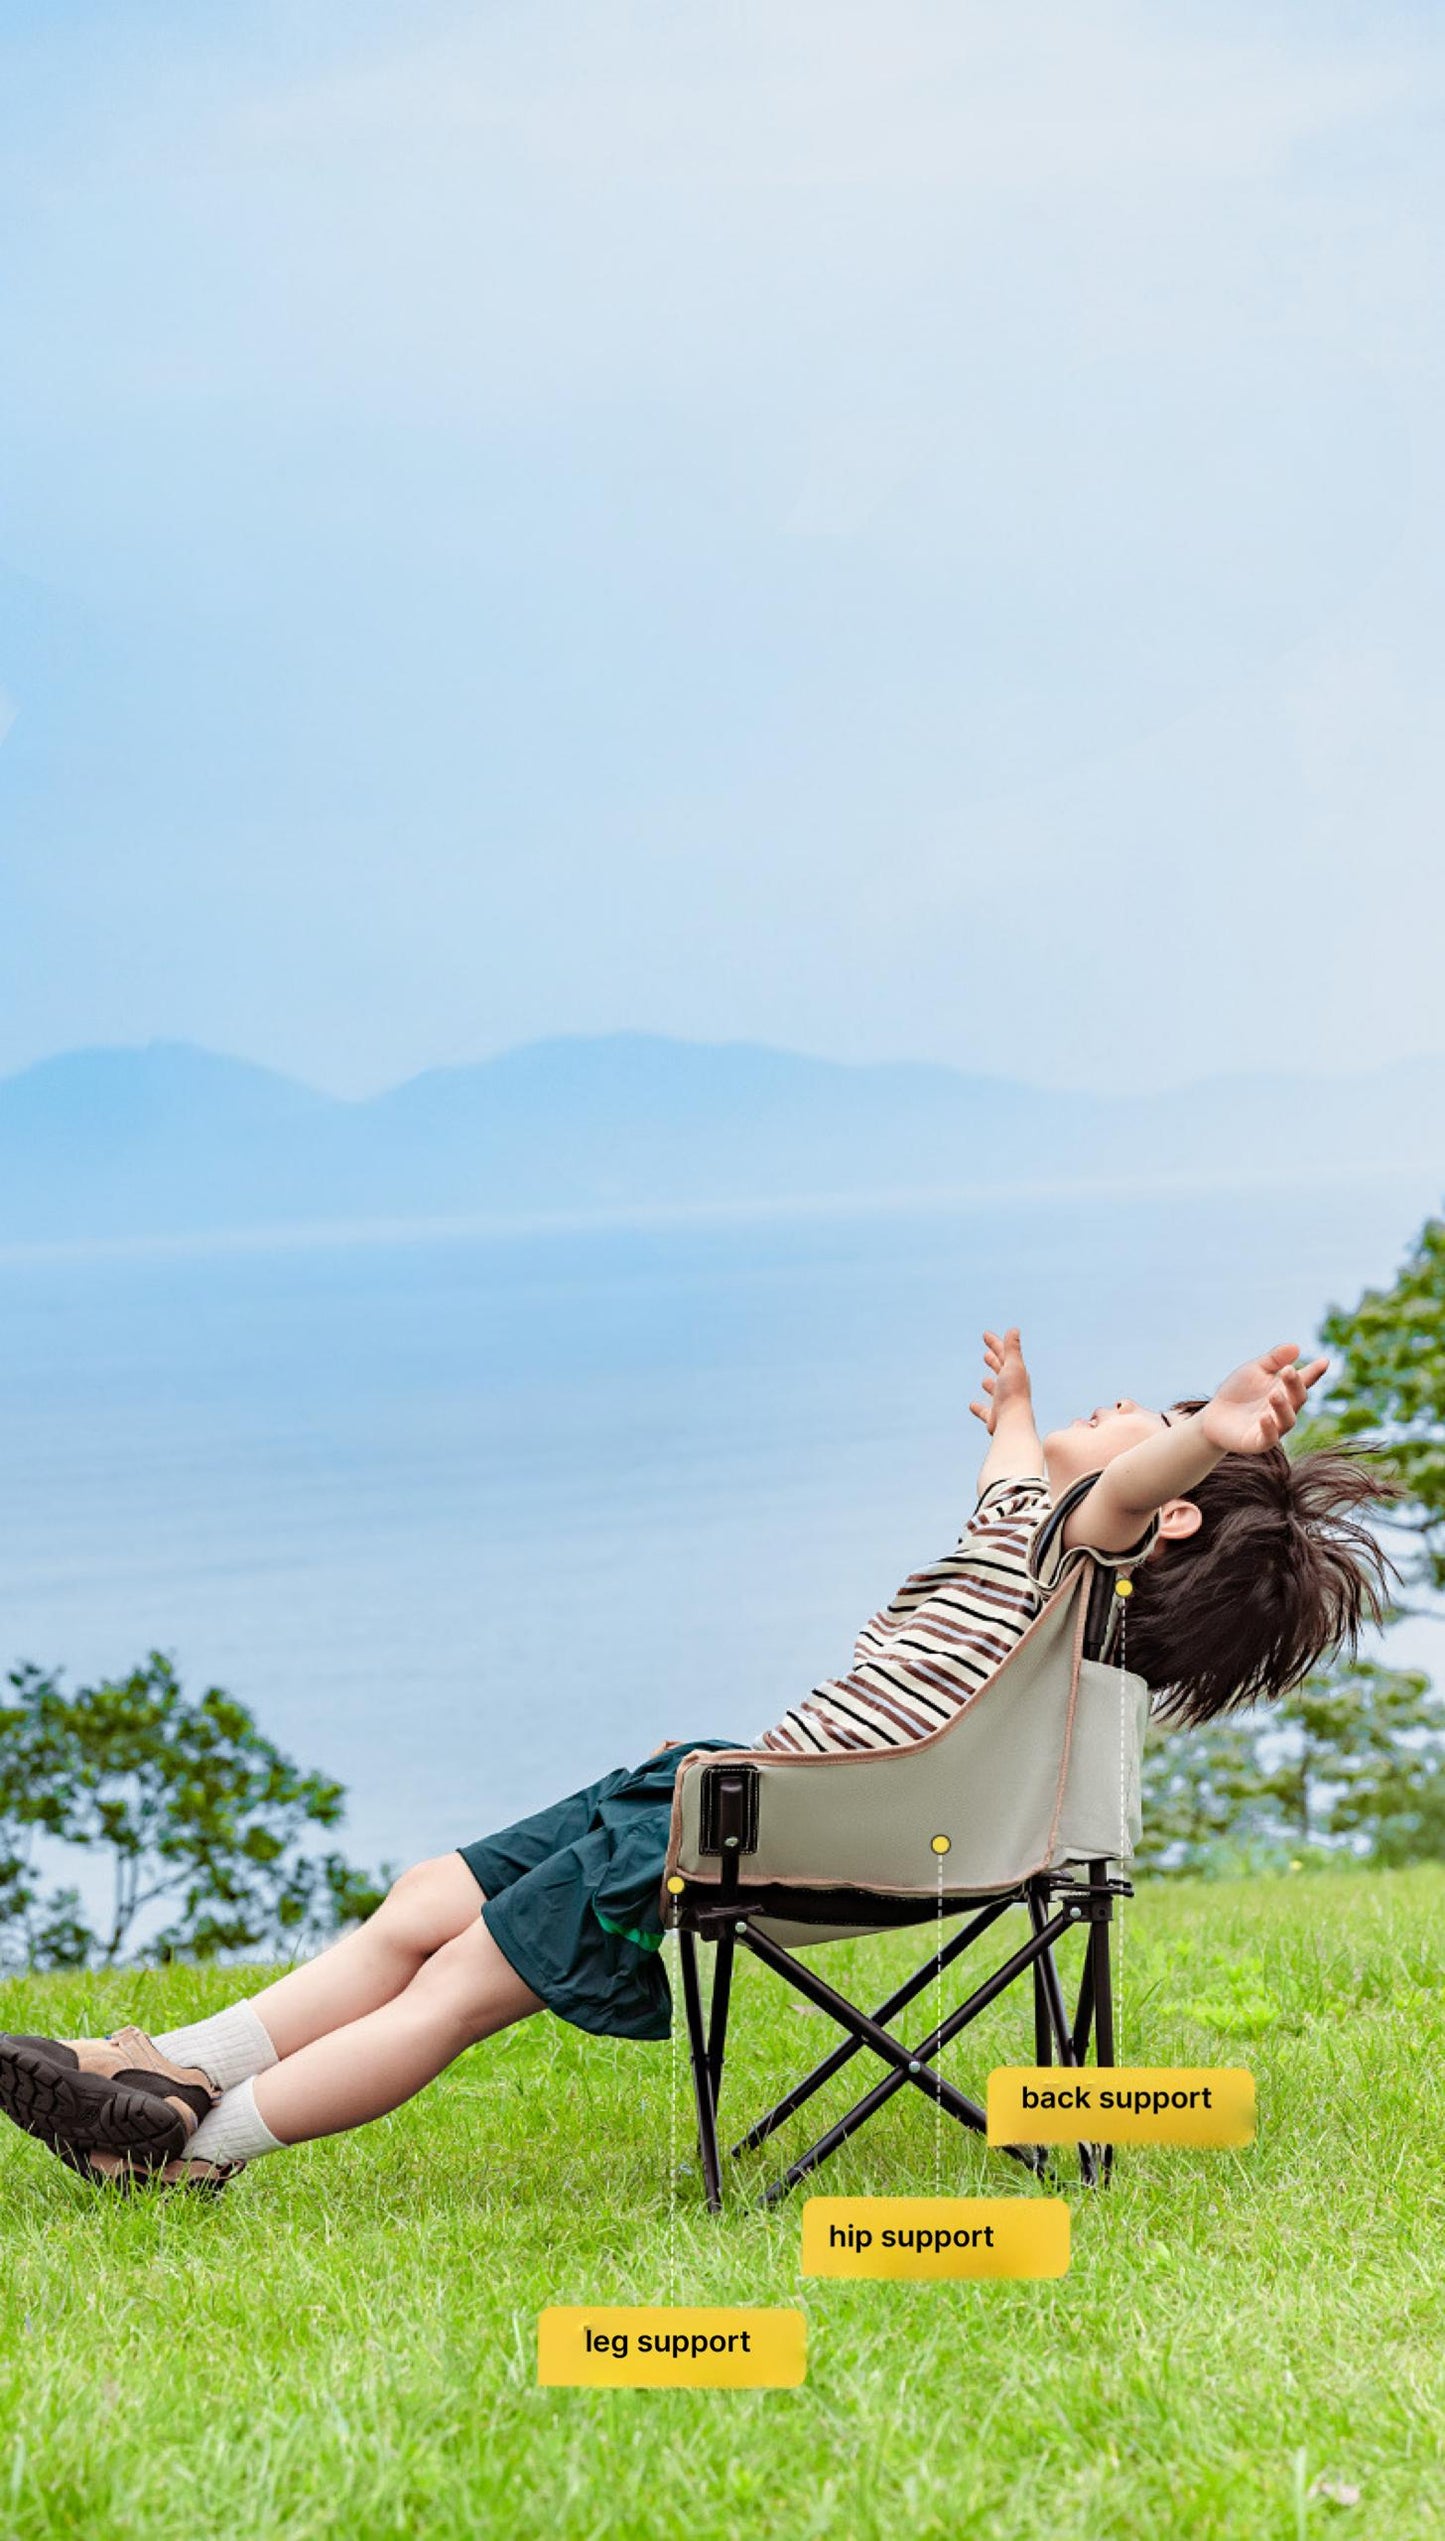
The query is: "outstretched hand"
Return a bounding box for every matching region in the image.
[1199,1343,1327,1458]
[969,1327,1034,1434]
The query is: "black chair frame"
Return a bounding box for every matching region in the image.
[672,1814,1129,2213]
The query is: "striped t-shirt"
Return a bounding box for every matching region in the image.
[754,1473,1149,1756]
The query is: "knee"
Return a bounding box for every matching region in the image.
[407,1918,542,2043]
[378,1855,476,1956]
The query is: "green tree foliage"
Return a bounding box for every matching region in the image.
[1320,1211,1445,1587]
[1138,1656,1445,1875]
[1136,1719,1266,1876]
[0,1655,388,1969]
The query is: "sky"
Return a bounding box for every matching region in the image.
[2,0,1444,1098]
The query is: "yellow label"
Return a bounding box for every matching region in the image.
[536,2307,806,2388]
[986,2066,1255,2146]
[801,2195,1069,2280]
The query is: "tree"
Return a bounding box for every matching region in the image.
[0,1655,388,1968]
[1139,1655,1445,1875]
[1320,1212,1445,1588]
[1259,1658,1445,1854]
[1135,1718,1271,1876]
[0,1675,89,1971]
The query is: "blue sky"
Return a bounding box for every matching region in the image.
[2,0,1443,1096]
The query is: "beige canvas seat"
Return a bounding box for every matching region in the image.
[661,1557,1149,2209]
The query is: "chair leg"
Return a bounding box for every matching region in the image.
[1088,1874,1117,2186]
[1033,1965,1054,2065]
[1031,1897,1054,2068]
[1090,1910,1116,2066]
[1071,1948,1096,2063]
[1028,1889,1097,2189]
[707,1924,736,2108]
[678,1927,724,2214]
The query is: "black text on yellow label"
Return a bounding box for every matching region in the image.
[801,2196,1069,2279]
[986,2066,1255,2146]
[537,2307,806,2387]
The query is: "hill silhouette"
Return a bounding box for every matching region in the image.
[0,1034,1440,1243]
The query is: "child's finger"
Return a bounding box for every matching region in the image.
[969,1400,990,1426]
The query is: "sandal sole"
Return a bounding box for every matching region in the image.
[0,2042,188,2168]
[59,2144,235,2197]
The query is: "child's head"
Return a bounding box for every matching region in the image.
[1043,1397,1183,1492]
[1116,1403,1399,1724]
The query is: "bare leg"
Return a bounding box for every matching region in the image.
[247,1855,485,2060]
[252,1915,543,2145]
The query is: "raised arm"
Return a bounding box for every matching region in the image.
[1061,1343,1328,1553]
[969,1327,1045,1494]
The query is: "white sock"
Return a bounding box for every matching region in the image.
[153,2001,279,2093]
[187,2076,288,2166]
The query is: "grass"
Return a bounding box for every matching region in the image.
[0,1866,1443,2541]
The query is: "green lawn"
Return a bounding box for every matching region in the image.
[0,1866,1442,2540]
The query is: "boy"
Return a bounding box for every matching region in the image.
[0,1333,1395,2191]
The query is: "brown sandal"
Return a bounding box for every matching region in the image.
[0,2029,218,2171]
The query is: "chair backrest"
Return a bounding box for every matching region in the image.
[668,1562,1150,1904]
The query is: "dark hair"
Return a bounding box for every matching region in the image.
[1125,1405,1401,1725]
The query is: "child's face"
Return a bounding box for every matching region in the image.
[1043,1398,1175,1491]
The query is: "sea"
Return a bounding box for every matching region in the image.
[0,1167,1439,1878]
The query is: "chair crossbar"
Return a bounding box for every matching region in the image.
[730,1894,1014,2158]
[736,1920,992,2129]
[745,1903,1081,2202]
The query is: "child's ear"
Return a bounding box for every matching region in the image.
[1156,1497,1203,1543]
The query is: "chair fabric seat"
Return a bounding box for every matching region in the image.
[666,1564,1148,1908]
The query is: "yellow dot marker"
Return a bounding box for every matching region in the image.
[666,1875,686,1895]
[1114,1577,1134,1598]
[931,1834,951,1855]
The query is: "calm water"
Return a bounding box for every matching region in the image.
[0,1171,1437,1876]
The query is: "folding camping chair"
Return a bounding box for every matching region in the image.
[661,1553,1149,2209]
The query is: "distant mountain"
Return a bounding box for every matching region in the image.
[0,1034,1440,1243]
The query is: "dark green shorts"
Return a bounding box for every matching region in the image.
[458,1741,741,2041]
